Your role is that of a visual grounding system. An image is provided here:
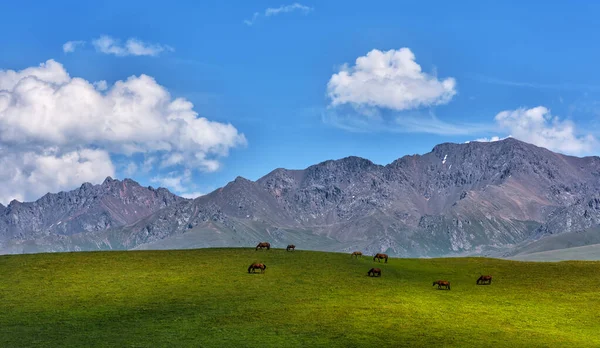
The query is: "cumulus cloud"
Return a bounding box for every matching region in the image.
[494,106,597,155]
[0,59,246,203]
[327,48,456,111]
[244,3,313,26]
[62,40,86,53]
[151,170,191,193]
[93,80,108,91]
[472,135,512,142]
[180,192,204,199]
[92,35,174,57]
[123,162,138,177]
[0,148,115,205]
[150,169,205,198]
[321,48,482,134]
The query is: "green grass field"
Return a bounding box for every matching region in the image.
[1,248,599,347]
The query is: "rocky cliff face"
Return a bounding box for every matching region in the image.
[0,177,185,245]
[3,138,600,257]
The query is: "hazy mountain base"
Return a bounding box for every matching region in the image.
[501,226,600,261]
[0,214,538,258]
[507,243,600,261]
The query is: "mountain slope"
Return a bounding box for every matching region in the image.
[0,177,185,250]
[3,137,600,257]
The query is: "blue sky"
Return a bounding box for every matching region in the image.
[1,1,600,203]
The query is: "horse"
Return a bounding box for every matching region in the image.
[433,280,451,290]
[373,253,388,263]
[351,251,363,258]
[255,242,271,250]
[286,244,296,251]
[248,263,267,273]
[477,275,492,285]
[367,268,382,277]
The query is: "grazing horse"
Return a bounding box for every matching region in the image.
[477,275,492,285]
[248,263,267,273]
[255,242,271,250]
[367,268,382,277]
[351,251,363,258]
[373,253,388,263]
[433,280,451,290]
[286,244,296,251]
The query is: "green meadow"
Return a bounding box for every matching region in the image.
[1,248,599,347]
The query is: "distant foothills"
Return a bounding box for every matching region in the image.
[3,137,600,260]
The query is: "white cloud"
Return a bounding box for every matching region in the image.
[244,3,313,25]
[0,148,114,205]
[92,35,174,57]
[327,48,456,111]
[322,108,491,135]
[0,59,246,203]
[93,80,108,91]
[123,162,138,177]
[494,106,597,155]
[265,3,313,16]
[322,49,482,135]
[473,135,512,142]
[150,170,208,198]
[151,170,191,193]
[62,40,86,53]
[142,156,157,173]
[180,191,204,199]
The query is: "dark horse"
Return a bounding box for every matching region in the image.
[351,251,363,258]
[248,263,267,273]
[255,242,271,250]
[477,275,492,285]
[286,244,296,251]
[373,253,388,263]
[367,268,382,277]
[433,280,451,290]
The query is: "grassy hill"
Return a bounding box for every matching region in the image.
[1,248,599,347]
[508,243,600,262]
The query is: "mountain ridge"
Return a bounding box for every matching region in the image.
[2,137,600,258]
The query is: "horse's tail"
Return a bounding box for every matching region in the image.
[448,283,451,290]
[248,265,252,273]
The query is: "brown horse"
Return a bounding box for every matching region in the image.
[373,253,388,263]
[255,242,271,250]
[248,263,267,273]
[286,244,296,251]
[351,251,363,258]
[433,280,451,290]
[367,268,382,277]
[477,275,492,285]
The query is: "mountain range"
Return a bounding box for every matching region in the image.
[2,137,600,259]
